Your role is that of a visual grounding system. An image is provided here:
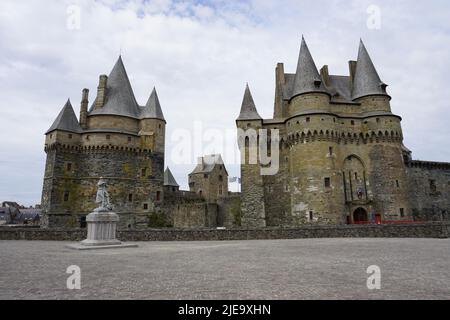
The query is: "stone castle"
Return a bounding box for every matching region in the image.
[41,56,239,229]
[42,38,450,229]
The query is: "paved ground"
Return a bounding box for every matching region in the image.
[0,239,449,300]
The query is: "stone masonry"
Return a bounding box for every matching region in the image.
[236,38,450,227]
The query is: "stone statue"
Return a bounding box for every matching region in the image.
[95,178,112,211]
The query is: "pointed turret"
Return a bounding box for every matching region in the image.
[352,40,389,100]
[291,36,328,99]
[141,87,165,121]
[164,167,179,187]
[236,84,262,121]
[89,56,141,118]
[46,99,82,134]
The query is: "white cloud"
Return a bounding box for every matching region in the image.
[0,0,449,205]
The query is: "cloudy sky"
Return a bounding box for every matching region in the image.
[1,0,449,206]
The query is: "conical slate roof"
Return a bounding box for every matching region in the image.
[352,40,389,100]
[46,99,82,134]
[236,84,262,121]
[291,37,328,99]
[164,167,179,187]
[141,87,165,121]
[89,56,141,118]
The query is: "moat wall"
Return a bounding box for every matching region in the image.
[1,222,448,241]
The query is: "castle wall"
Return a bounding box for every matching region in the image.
[163,189,218,228]
[406,162,450,221]
[41,145,164,229]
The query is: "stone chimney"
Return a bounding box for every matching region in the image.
[275,63,285,85]
[94,75,108,109]
[320,65,330,87]
[79,88,89,129]
[348,61,357,86]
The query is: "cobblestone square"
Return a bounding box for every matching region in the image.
[0,238,449,300]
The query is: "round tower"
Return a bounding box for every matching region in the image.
[236,84,266,228]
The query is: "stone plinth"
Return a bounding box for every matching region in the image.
[67,209,137,250]
[81,210,121,246]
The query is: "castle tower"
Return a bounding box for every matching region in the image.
[238,37,412,226]
[236,85,266,227]
[42,56,166,229]
[164,167,179,193]
[348,40,410,221]
[140,87,166,154]
[188,154,229,203]
[285,37,343,224]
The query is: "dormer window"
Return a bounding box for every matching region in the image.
[379,82,388,91]
[313,79,322,88]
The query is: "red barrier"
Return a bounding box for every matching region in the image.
[352,220,426,225]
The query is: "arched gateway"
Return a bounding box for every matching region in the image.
[353,208,368,223]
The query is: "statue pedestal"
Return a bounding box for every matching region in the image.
[81,210,121,246]
[67,209,137,251]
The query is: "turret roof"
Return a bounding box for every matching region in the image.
[46,99,82,134]
[164,167,179,187]
[141,87,165,121]
[291,36,328,99]
[236,84,262,121]
[89,56,142,118]
[352,40,389,100]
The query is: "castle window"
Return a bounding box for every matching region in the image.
[219,185,223,196]
[351,120,355,125]
[396,180,400,188]
[204,174,208,179]
[219,175,223,182]
[143,203,148,210]
[128,193,133,202]
[156,191,161,201]
[50,134,53,139]
[63,191,69,202]
[68,134,72,139]
[429,180,437,193]
[309,211,313,221]
[106,135,111,140]
[354,172,358,180]
[285,185,290,192]
[324,177,331,188]
[333,118,336,123]
[306,117,310,123]
[141,168,147,177]
[128,137,132,143]
[400,208,405,218]
[329,147,333,155]
[86,135,90,141]
[376,118,380,123]
[66,163,72,171]
[79,216,87,229]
